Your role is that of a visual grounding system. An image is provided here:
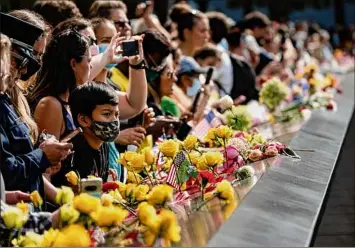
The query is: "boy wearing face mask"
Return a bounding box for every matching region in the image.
[51,82,120,187]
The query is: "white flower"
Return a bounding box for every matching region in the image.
[219,95,234,111]
[228,138,249,154]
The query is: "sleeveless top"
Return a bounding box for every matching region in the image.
[56,97,76,140]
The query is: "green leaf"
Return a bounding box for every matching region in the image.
[176,160,190,184]
[188,166,198,178]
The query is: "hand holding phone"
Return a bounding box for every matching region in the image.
[60,128,83,143]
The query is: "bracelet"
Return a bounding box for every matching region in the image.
[129,60,146,70]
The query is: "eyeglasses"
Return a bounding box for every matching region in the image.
[114,20,130,28]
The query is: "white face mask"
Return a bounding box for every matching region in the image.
[187,78,201,97]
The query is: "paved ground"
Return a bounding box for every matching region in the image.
[313,111,355,247]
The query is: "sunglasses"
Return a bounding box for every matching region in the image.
[114,20,130,28]
[88,37,98,46]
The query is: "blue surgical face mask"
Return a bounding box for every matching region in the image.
[187,78,201,97]
[98,43,121,69]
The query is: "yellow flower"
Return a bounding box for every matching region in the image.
[16,201,29,214]
[65,171,79,186]
[215,180,235,203]
[41,229,60,247]
[30,191,43,208]
[215,125,233,139]
[108,189,123,202]
[127,171,143,184]
[134,184,150,202]
[223,200,238,220]
[12,232,43,247]
[197,157,209,170]
[159,209,181,245]
[143,229,157,247]
[183,135,198,150]
[87,175,98,179]
[117,182,127,195]
[91,206,128,227]
[147,184,173,206]
[189,151,200,166]
[124,183,136,200]
[141,147,155,165]
[158,140,179,158]
[52,224,91,247]
[138,202,160,232]
[162,157,173,171]
[202,152,224,167]
[204,128,216,143]
[73,193,101,214]
[101,193,114,206]
[128,153,146,172]
[55,186,74,206]
[118,151,136,167]
[1,206,28,229]
[60,204,80,224]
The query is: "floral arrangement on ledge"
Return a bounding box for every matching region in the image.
[2,125,299,247]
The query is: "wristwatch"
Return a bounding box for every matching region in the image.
[129,60,146,70]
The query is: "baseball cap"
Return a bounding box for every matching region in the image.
[177,56,206,76]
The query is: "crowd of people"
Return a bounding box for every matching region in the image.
[0,0,353,245]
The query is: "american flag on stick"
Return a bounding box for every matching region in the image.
[192,110,222,141]
[166,151,186,189]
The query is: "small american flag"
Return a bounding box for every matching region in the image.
[192,110,222,140]
[166,151,186,189]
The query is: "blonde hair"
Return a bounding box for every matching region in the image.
[0,34,11,93]
[1,34,39,142]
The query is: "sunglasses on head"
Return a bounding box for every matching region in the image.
[114,20,130,28]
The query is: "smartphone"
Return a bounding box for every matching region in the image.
[122,40,139,57]
[80,178,102,198]
[60,128,83,143]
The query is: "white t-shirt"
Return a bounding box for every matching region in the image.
[213,44,234,96]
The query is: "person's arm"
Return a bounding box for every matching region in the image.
[0,125,49,189]
[43,176,58,203]
[118,35,148,120]
[34,96,63,140]
[138,2,171,40]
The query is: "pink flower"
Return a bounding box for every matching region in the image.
[264,146,279,157]
[234,131,245,139]
[224,145,239,160]
[248,149,263,162]
[222,146,245,172]
[267,142,285,152]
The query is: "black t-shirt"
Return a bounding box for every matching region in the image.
[229,54,259,103]
[51,134,109,187]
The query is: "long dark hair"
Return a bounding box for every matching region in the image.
[29,29,89,108]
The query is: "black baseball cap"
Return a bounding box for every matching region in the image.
[0,12,43,48]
